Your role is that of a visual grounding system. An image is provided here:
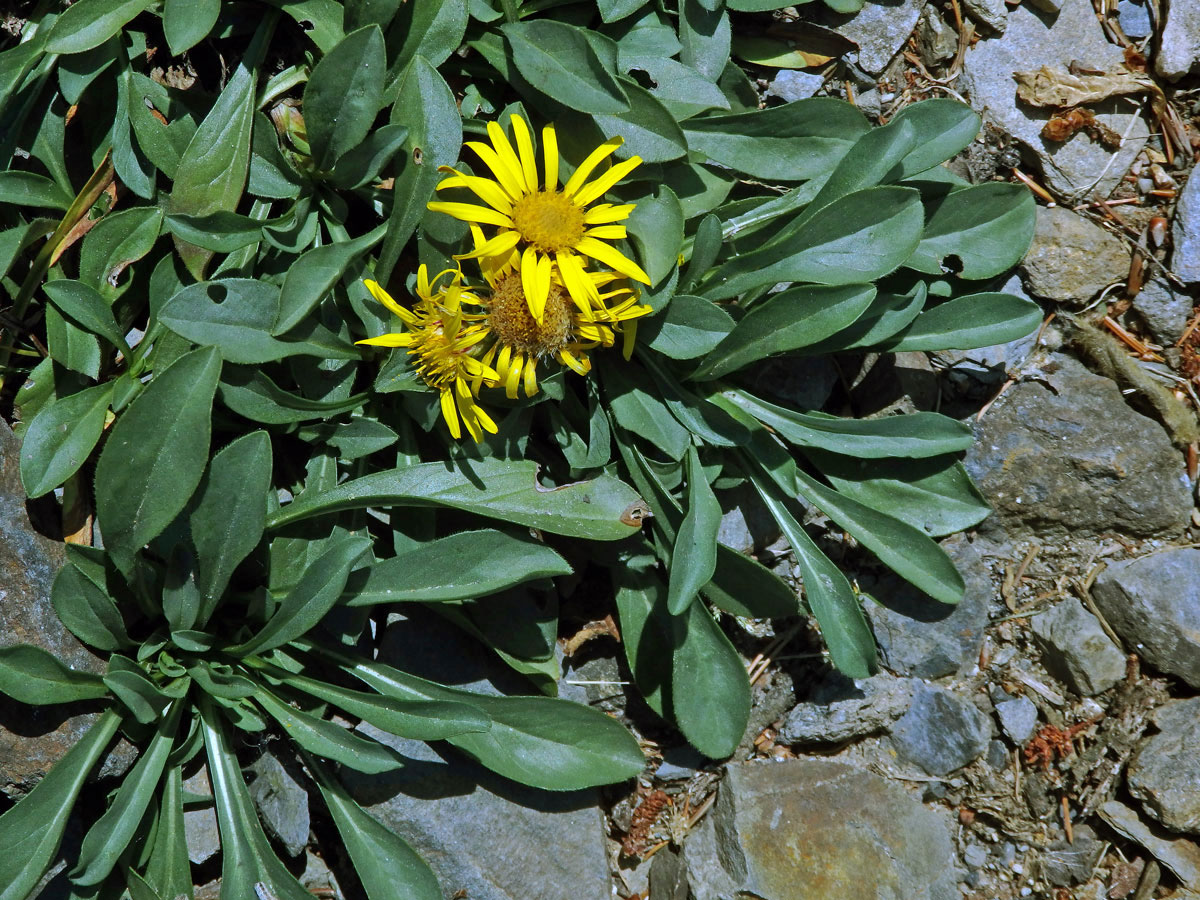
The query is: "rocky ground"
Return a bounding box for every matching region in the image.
[4,0,1200,898]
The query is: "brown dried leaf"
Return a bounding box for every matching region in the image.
[1013,64,1166,119]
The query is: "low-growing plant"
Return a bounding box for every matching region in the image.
[0,0,1037,896]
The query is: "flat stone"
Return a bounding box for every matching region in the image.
[1127,698,1200,834]
[781,670,914,745]
[249,753,310,858]
[888,683,992,776]
[995,696,1039,744]
[1172,171,1200,284]
[1118,0,1152,38]
[1091,549,1200,688]
[916,5,959,66]
[183,766,220,865]
[962,0,1007,33]
[1098,800,1200,889]
[864,535,991,680]
[1040,824,1105,886]
[1030,600,1127,695]
[1131,276,1193,345]
[1020,206,1131,306]
[963,355,1192,539]
[958,0,1148,199]
[765,70,824,103]
[1157,0,1200,81]
[717,482,781,555]
[684,758,959,900]
[825,0,928,75]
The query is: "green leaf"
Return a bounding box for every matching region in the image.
[218,366,367,423]
[502,20,629,115]
[0,711,121,900]
[704,545,799,619]
[614,568,673,716]
[799,282,928,354]
[45,0,154,54]
[626,185,684,286]
[704,186,925,299]
[642,294,733,359]
[164,211,267,253]
[386,0,468,76]
[620,56,729,120]
[163,0,220,54]
[0,171,72,210]
[880,291,1042,351]
[668,448,721,615]
[19,381,114,497]
[327,123,410,189]
[603,363,691,460]
[104,655,171,724]
[51,553,131,651]
[309,758,442,900]
[693,283,876,380]
[303,25,387,171]
[593,77,688,163]
[229,534,370,656]
[141,766,193,900]
[192,431,273,618]
[276,224,385,333]
[0,645,109,705]
[671,602,749,758]
[683,98,869,182]
[42,280,130,351]
[94,346,222,565]
[887,99,981,179]
[268,459,646,541]
[905,182,1037,279]
[264,0,345,51]
[255,689,407,774]
[679,0,731,82]
[319,416,398,459]
[79,205,163,298]
[798,117,919,219]
[599,0,649,22]
[343,530,572,605]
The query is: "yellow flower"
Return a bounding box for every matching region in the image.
[357,269,500,442]
[466,224,652,399]
[427,114,651,325]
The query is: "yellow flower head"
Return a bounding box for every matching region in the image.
[357,269,499,442]
[427,113,651,326]
[467,224,652,400]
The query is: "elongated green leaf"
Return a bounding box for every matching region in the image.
[268,459,646,541]
[671,601,749,758]
[0,645,109,705]
[799,283,928,354]
[614,567,673,716]
[95,346,221,565]
[880,291,1042,351]
[668,447,720,615]
[693,283,876,380]
[164,211,268,252]
[229,534,370,656]
[643,294,734,359]
[343,530,571,605]
[309,758,442,900]
[20,381,114,497]
[79,206,163,297]
[798,117,918,221]
[626,185,684,285]
[0,171,72,210]
[327,123,409,189]
[679,0,730,82]
[0,710,120,900]
[276,224,385,333]
[703,544,799,618]
[51,555,131,651]
[593,77,687,162]
[386,0,468,75]
[192,431,273,618]
[104,655,170,724]
[502,20,629,114]
[304,25,387,171]
[140,766,193,900]
[219,366,367,423]
[46,0,153,53]
[905,182,1036,279]
[163,0,220,54]
[887,99,980,179]
[42,279,129,351]
[255,690,406,773]
[603,363,691,460]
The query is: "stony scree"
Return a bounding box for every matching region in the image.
[1172,171,1200,284]
[994,696,1039,744]
[1019,206,1132,306]
[916,5,958,67]
[1156,0,1200,81]
[182,765,220,866]
[958,0,1148,198]
[1091,548,1200,688]
[1117,0,1153,38]
[1131,275,1193,346]
[683,759,960,900]
[888,683,992,776]
[765,70,824,103]
[821,0,928,75]
[963,354,1192,539]
[1098,800,1200,888]
[248,752,310,858]
[780,670,914,745]
[1039,823,1105,886]
[1030,600,1127,696]
[961,0,1007,34]
[1126,698,1200,835]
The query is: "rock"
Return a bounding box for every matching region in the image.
[1030,601,1127,695]
[1118,0,1153,39]
[341,726,612,900]
[985,738,1010,770]
[249,753,310,858]
[780,670,914,745]
[888,684,992,776]
[650,847,690,900]
[1131,276,1193,346]
[1091,549,1200,688]
[917,5,958,67]
[765,70,824,103]
[864,535,991,680]
[716,482,780,555]
[963,355,1192,539]
[183,766,220,865]
[747,356,838,412]
[825,0,928,75]
[0,420,133,799]
[1098,800,1200,889]
[655,743,707,781]
[958,0,1148,199]
[995,696,1039,744]
[683,758,960,900]
[964,842,990,869]
[1127,698,1200,834]
[962,0,1007,33]
[1040,824,1105,886]
[1172,173,1200,284]
[1157,0,1200,81]
[1020,206,1131,306]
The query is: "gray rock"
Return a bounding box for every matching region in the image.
[1157,0,1200,81]
[684,758,959,900]
[963,355,1192,539]
[827,0,928,75]
[890,684,992,776]
[781,670,914,744]
[1025,0,1063,12]
[655,743,707,781]
[1097,800,1200,889]
[864,535,991,680]
[1020,206,1131,306]
[1118,0,1153,38]
[1132,276,1193,346]
[650,847,690,900]
[1127,698,1200,834]
[995,696,1039,744]
[962,0,1007,33]
[917,5,959,67]
[1040,824,1105,886]
[986,738,1010,770]
[716,482,781,555]
[958,0,1148,199]
[249,753,310,858]
[1030,601,1127,695]
[766,70,824,103]
[963,842,990,868]
[1172,172,1200,284]
[1091,549,1200,688]
[183,766,220,865]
